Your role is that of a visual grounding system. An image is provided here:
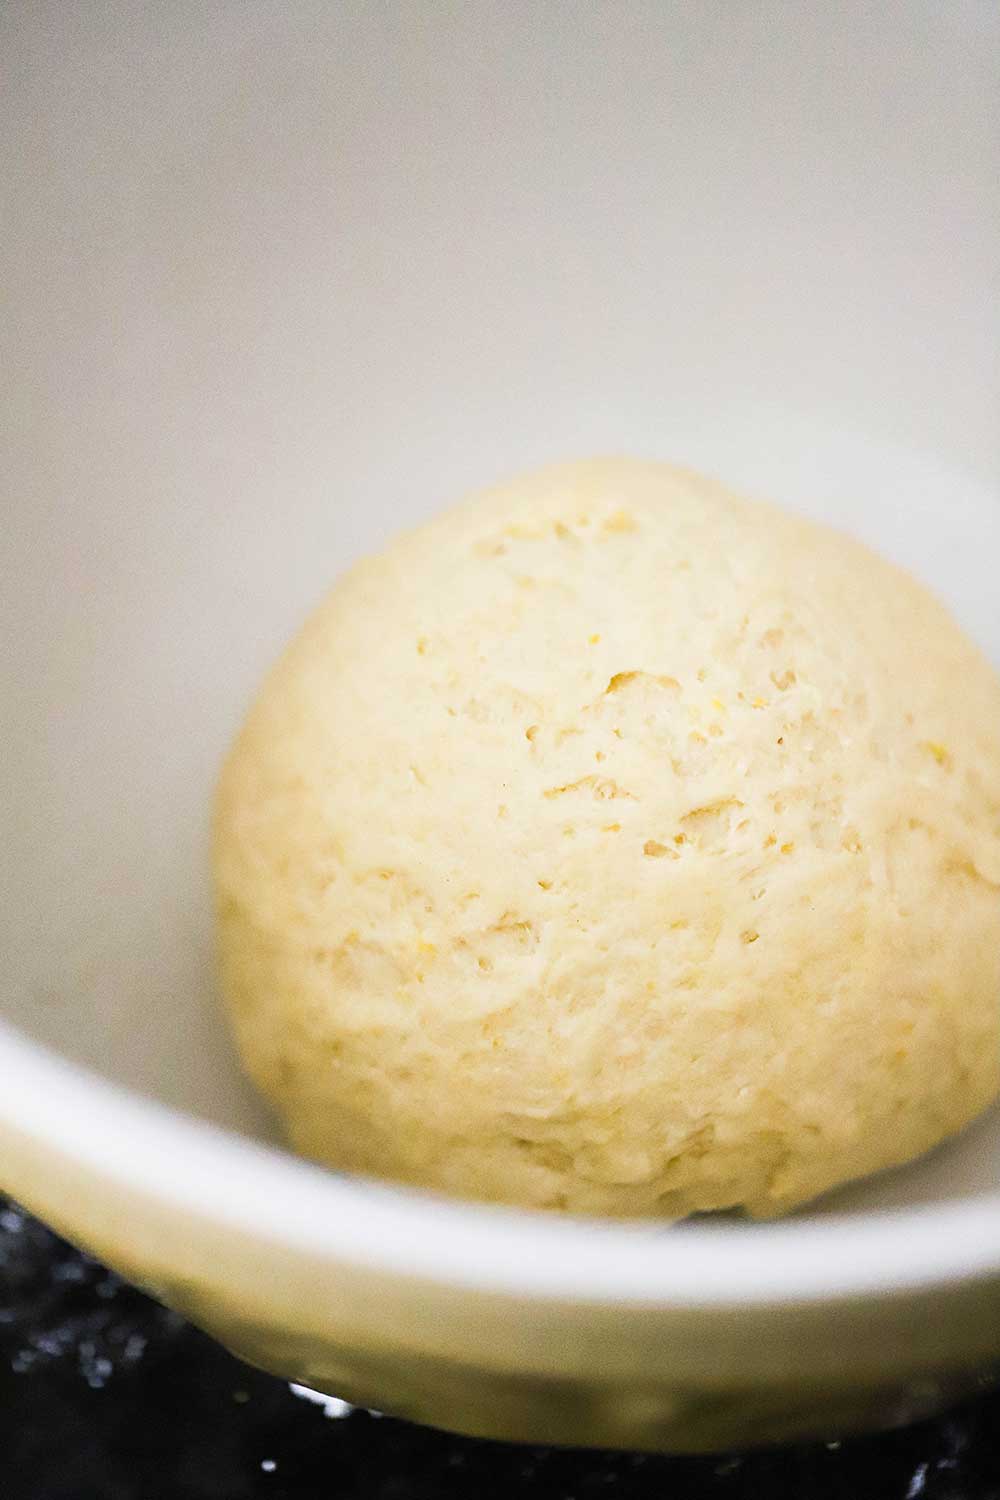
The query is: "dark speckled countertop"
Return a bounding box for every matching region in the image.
[2,1195,998,1500]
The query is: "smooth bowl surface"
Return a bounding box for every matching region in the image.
[1,0,999,1450]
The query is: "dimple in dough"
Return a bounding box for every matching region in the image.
[214,459,1000,1218]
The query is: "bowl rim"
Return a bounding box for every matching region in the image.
[2,1020,999,1307]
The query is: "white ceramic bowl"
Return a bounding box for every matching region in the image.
[2,1,999,1451]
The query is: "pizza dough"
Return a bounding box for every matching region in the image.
[214,459,1000,1217]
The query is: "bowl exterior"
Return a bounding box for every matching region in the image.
[4,1120,1000,1451]
[183,1311,1000,1451]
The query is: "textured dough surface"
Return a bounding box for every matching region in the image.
[215,459,1000,1217]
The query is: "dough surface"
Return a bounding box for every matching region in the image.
[214,459,1000,1217]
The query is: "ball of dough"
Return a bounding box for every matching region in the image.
[214,459,1000,1218]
